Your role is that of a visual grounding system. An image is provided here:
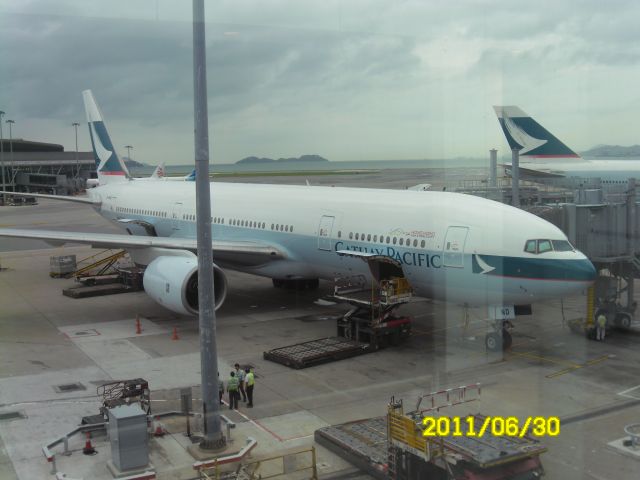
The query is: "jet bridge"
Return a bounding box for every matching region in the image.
[534,179,640,335]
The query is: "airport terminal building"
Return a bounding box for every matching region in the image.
[0,138,95,198]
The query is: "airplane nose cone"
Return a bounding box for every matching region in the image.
[567,257,598,283]
[577,258,597,283]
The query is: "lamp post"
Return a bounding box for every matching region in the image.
[193,0,225,450]
[0,110,5,205]
[124,145,133,162]
[6,120,14,192]
[72,122,80,179]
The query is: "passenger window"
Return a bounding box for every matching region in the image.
[524,240,537,254]
[413,239,418,247]
[393,237,397,245]
[373,235,377,242]
[399,238,404,246]
[349,232,353,239]
[386,236,390,244]
[421,240,425,248]
[538,239,552,253]
[355,233,359,240]
[367,234,371,241]
[290,225,293,233]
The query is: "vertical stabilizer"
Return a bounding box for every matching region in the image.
[83,90,131,184]
[493,106,580,159]
[150,162,166,179]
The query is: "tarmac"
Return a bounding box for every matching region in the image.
[1,168,640,479]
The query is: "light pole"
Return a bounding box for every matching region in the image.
[0,110,5,205]
[6,120,14,192]
[72,122,80,179]
[193,0,225,450]
[124,145,133,162]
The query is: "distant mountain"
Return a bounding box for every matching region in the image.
[581,145,640,158]
[236,154,329,164]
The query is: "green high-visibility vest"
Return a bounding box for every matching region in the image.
[228,376,239,391]
[597,314,607,328]
[246,372,255,386]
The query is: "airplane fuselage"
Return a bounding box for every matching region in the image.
[508,158,640,187]
[88,180,595,306]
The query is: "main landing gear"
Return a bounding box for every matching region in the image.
[485,320,513,352]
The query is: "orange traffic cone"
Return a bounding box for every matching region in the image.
[172,326,179,341]
[135,315,142,335]
[82,432,96,455]
[153,418,166,437]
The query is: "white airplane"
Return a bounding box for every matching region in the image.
[0,91,595,349]
[494,106,640,188]
[146,163,196,182]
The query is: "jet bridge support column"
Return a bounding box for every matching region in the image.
[489,149,497,188]
[511,148,520,208]
[627,178,636,321]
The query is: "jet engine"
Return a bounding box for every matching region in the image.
[143,256,228,316]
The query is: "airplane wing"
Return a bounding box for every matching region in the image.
[0,190,100,205]
[0,228,286,265]
[407,183,431,191]
[500,164,566,178]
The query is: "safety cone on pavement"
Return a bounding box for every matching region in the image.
[153,418,166,437]
[172,326,179,341]
[135,315,142,335]
[82,432,96,455]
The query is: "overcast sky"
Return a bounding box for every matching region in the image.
[1,0,640,164]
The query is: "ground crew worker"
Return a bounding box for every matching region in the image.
[245,367,255,408]
[227,371,240,409]
[235,363,247,402]
[218,372,224,405]
[596,313,607,341]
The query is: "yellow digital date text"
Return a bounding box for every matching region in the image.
[421,416,560,438]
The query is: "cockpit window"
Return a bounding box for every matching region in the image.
[552,240,574,252]
[524,239,573,254]
[525,240,537,254]
[538,240,552,253]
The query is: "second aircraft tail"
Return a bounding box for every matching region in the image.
[493,106,580,160]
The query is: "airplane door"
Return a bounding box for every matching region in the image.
[443,226,468,268]
[317,215,335,251]
[171,202,183,232]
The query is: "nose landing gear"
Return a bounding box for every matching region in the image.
[485,320,514,352]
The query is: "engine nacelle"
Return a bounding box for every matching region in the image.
[143,255,228,316]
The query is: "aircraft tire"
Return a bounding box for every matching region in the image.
[615,312,632,330]
[485,332,502,352]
